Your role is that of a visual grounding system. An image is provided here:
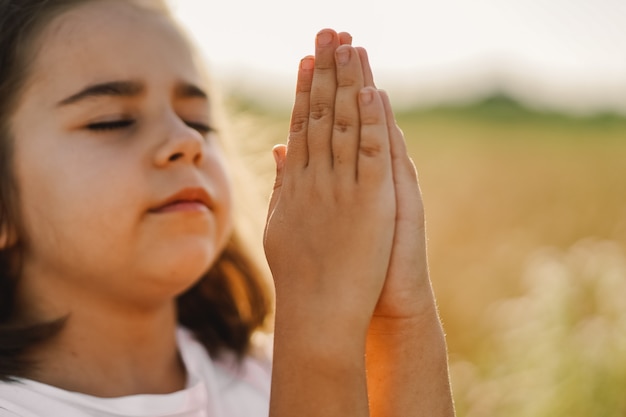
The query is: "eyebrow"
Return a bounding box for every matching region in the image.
[57,81,144,107]
[57,80,208,107]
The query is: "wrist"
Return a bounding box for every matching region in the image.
[368,301,443,338]
[273,306,368,356]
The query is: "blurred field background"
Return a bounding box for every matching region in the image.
[224,91,626,416]
[169,0,626,413]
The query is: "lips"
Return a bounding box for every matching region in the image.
[149,187,214,214]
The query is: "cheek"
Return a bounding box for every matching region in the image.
[205,149,234,239]
[16,145,141,263]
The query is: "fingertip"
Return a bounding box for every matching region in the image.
[268,145,287,218]
[316,28,337,46]
[359,86,378,106]
[272,144,287,170]
[338,31,353,45]
[300,55,315,71]
[335,44,353,66]
[273,143,287,156]
[295,56,314,94]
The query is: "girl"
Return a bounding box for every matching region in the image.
[0,0,455,416]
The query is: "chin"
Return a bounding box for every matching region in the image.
[135,235,226,300]
[143,239,222,296]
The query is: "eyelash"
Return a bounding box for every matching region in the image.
[87,120,134,131]
[86,120,214,135]
[185,122,214,135]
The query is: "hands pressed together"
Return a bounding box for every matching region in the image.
[264,29,455,417]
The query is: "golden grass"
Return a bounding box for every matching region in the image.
[225,96,626,415]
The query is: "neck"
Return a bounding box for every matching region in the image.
[14,252,194,397]
[28,301,186,397]
[15,259,189,398]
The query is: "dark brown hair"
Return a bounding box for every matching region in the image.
[0,0,272,381]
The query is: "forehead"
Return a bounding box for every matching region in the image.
[27,0,204,99]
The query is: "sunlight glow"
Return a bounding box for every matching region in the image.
[169,0,626,113]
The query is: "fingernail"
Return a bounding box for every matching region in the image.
[336,47,350,65]
[360,88,374,104]
[300,56,314,70]
[316,30,333,46]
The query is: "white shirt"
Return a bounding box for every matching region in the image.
[0,328,271,417]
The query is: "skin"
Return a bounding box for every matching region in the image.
[7,1,232,396]
[265,30,455,416]
[3,0,455,412]
[265,31,396,416]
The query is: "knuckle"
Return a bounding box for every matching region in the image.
[309,100,332,121]
[359,141,383,158]
[336,77,357,88]
[360,114,381,125]
[314,63,335,73]
[290,114,308,133]
[333,117,355,134]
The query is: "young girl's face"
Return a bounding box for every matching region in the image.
[9,0,233,311]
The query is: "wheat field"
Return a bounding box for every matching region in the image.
[226,94,626,416]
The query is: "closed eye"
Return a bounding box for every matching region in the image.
[85,119,214,135]
[87,120,134,131]
[185,121,215,136]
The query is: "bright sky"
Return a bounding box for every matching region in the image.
[169,0,626,113]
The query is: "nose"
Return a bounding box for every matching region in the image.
[153,112,204,167]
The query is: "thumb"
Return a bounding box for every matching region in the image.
[267,144,287,221]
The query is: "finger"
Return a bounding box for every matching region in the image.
[338,31,353,45]
[380,90,424,227]
[357,87,391,184]
[380,90,417,183]
[307,28,340,171]
[332,45,364,182]
[286,56,315,171]
[267,144,287,222]
[356,47,376,88]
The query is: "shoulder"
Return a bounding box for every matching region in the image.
[0,381,32,416]
[0,380,68,417]
[213,347,272,394]
[178,327,272,417]
[179,327,272,393]
[211,351,271,417]
[0,403,21,417]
